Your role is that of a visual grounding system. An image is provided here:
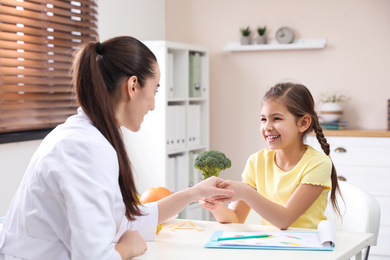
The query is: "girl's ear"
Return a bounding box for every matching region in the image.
[298,115,312,133]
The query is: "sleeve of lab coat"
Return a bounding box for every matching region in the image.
[114,202,158,243]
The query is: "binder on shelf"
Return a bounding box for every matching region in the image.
[167,105,186,151]
[175,105,186,150]
[187,104,201,147]
[166,156,176,192]
[189,52,201,98]
[175,154,187,192]
[166,105,175,151]
[167,52,174,98]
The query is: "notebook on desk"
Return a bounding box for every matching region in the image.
[204,220,335,251]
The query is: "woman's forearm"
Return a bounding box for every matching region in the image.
[156,187,197,224]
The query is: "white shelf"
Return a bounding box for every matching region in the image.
[223,38,327,52]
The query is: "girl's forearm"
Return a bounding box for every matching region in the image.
[210,203,241,223]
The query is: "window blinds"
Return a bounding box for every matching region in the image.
[0,0,98,134]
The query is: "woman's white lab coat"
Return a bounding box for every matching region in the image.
[0,108,158,260]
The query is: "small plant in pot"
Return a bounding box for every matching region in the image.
[318,92,348,123]
[256,26,267,44]
[240,26,251,45]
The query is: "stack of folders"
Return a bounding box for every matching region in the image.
[320,121,347,130]
[166,105,186,151]
[189,52,202,98]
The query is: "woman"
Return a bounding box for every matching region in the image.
[0,36,232,260]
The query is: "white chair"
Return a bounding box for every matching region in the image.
[325,181,381,260]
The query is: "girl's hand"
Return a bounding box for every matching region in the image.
[191,176,233,202]
[115,230,147,259]
[199,197,218,211]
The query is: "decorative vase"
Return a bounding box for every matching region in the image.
[255,35,267,44]
[319,102,343,123]
[240,36,251,45]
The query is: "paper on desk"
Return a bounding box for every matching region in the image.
[205,220,335,251]
[317,220,336,247]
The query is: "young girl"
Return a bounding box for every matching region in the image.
[0,36,232,260]
[201,82,341,230]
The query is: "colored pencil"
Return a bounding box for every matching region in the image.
[212,234,270,241]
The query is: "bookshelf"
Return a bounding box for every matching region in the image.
[122,41,210,220]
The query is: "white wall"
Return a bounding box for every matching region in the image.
[0,0,165,216]
[0,140,42,215]
[98,0,165,42]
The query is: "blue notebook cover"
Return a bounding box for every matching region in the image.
[204,230,334,251]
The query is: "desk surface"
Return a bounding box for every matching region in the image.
[134,219,374,260]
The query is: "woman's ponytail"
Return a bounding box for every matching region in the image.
[72,37,156,220]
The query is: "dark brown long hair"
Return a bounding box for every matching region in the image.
[72,36,157,220]
[263,82,342,217]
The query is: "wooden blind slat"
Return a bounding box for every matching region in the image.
[0,23,96,43]
[0,100,75,110]
[0,5,97,29]
[0,41,77,56]
[0,31,95,49]
[0,14,98,35]
[1,108,77,119]
[0,76,71,86]
[0,58,71,70]
[0,50,73,63]
[0,84,72,93]
[0,67,71,78]
[0,116,73,132]
[0,93,74,101]
[0,0,97,20]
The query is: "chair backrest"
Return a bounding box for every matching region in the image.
[325,181,381,245]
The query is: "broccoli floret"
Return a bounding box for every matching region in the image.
[194,150,232,179]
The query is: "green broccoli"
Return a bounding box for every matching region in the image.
[194,150,232,179]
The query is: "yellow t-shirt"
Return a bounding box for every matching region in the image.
[242,145,332,229]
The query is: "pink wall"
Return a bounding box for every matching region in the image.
[165,0,390,180]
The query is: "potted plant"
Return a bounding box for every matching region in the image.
[318,92,348,123]
[240,26,251,45]
[256,26,267,44]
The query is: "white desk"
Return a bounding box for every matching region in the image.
[134,219,374,260]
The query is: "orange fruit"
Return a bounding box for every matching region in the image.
[139,186,172,234]
[140,187,172,204]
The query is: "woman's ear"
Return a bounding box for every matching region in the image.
[298,115,312,133]
[125,75,138,100]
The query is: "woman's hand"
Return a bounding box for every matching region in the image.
[115,230,147,260]
[214,180,254,203]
